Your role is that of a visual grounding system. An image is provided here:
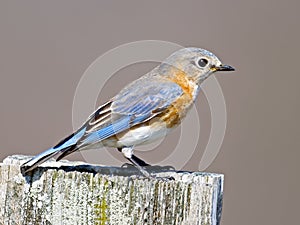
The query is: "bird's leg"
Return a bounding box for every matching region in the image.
[131,155,151,167]
[117,147,151,167]
[118,147,175,180]
[118,147,151,177]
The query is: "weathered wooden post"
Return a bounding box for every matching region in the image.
[0,155,224,225]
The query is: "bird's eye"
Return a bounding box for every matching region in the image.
[197,58,208,68]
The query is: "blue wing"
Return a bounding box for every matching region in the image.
[76,77,183,147]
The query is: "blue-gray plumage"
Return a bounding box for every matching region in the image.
[21,47,234,176]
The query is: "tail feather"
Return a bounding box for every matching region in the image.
[56,146,79,161]
[21,127,87,173]
[21,145,76,173]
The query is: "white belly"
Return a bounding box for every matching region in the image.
[102,122,172,148]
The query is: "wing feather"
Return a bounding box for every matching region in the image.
[77,77,183,147]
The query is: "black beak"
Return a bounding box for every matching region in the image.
[215,64,235,71]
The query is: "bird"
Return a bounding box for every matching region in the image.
[21,47,234,177]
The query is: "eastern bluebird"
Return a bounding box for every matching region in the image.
[21,48,234,177]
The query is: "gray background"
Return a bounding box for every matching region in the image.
[0,1,299,224]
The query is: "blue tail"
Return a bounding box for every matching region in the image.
[21,127,86,173]
[21,146,71,173]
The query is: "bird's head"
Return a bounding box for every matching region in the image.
[161,47,235,83]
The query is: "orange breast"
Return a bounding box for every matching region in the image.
[168,69,195,98]
[160,68,196,128]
